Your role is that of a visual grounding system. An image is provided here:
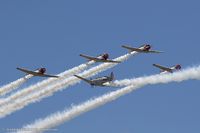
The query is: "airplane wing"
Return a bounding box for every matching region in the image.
[17,67,40,75]
[74,75,93,84]
[80,54,121,63]
[39,74,59,78]
[17,68,59,78]
[100,59,121,63]
[80,54,98,61]
[122,45,144,52]
[145,50,163,53]
[153,64,172,72]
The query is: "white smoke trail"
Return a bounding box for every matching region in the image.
[16,66,200,133]
[0,61,94,107]
[0,75,33,96]
[110,66,200,87]
[0,51,138,118]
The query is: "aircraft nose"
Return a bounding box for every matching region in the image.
[103,53,109,59]
[146,44,151,49]
[41,68,46,73]
[176,65,181,69]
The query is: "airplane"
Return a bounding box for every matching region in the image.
[122,44,163,53]
[80,53,121,63]
[17,67,59,78]
[74,72,114,87]
[153,64,181,73]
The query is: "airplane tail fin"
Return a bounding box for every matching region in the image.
[110,72,114,81]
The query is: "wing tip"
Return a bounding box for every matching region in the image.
[111,60,121,63]
[121,45,127,48]
[156,50,164,53]
[80,54,87,57]
[74,75,82,80]
[153,64,158,67]
[74,75,79,78]
[16,67,22,70]
[116,61,122,63]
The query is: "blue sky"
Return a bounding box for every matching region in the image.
[0,0,200,133]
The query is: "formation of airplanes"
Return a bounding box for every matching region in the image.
[16,44,181,87]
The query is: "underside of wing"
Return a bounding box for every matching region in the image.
[122,45,143,52]
[40,74,59,78]
[153,64,172,72]
[95,59,121,63]
[80,54,97,61]
[17,68,39,75]
[74,75,92,84]
[147,50,163,53]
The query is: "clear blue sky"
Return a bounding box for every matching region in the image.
[0,0,200,133]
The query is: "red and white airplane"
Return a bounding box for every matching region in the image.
[17,67,59,78]
[153,64,181,73]
[80,53,121,63]
[122,44,163,53]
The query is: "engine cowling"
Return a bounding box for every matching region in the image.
[102,53,109,60]
[175,64,181,70]
[143,44,151,51]
[39,68,46,74]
